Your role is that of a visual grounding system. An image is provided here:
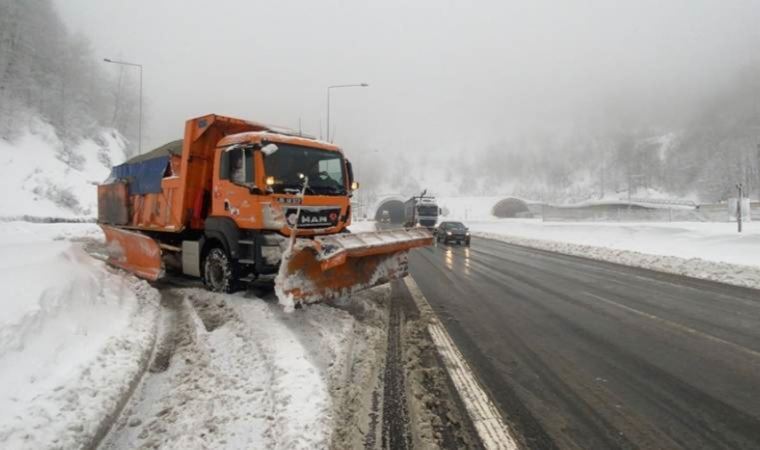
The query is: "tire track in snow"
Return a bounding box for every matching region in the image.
[100,288,335,450]
[381,287,412,450]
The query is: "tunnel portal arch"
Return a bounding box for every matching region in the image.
[375,199,406,224]
[492,197,532,218]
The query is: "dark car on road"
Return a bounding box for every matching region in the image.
[435,221,470,246]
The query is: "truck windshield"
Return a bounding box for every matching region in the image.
[418,205,438,216]
[263,143,346,195]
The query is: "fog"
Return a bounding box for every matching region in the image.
[53,0,758,147]
[45,0,760,201]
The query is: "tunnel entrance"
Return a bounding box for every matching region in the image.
[492,198,532,218]
[375,199,405,224]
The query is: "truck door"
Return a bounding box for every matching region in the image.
[213,145,259,227]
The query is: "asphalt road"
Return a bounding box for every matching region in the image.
[408,237,760,449]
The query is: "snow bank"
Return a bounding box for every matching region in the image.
[347,219,378,233]
[469,219,760,290]
[0,118,127,220]
[0,222,159,449]
[437,196,505,220]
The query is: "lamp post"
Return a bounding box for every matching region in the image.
[326,83,368,142]
[104,58,143,154]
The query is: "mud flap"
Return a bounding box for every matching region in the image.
[100,225,164,281]
[275,229,433,306]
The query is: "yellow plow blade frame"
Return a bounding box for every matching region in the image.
[276,228,433,305]
[100,225,164,281]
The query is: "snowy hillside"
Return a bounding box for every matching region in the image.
[0,118,127,220]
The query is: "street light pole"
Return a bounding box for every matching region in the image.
[737,183,744,233]
[104,58,143,154]
[326,83,368,142]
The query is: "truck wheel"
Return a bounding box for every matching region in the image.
[203,247,237,293]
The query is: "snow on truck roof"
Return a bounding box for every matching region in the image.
[125,132,339,166]
[218,131,341,152]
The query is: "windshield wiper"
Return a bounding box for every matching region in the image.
[278,183,316,195]
[307,183,346,195]
[321,186,347,195]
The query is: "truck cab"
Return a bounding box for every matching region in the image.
[211,131,355,237]
[415,198,439,228]
[202,131,357,284]
[403,195,439,229]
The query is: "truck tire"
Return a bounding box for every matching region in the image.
[203,247,237,293]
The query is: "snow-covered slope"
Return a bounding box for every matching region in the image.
[437,196,508,220]
[0,118,127,220]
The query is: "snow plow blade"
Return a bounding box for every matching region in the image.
[100,225,163,281]
[276,228,433,305]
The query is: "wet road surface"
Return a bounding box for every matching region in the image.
[409,237,760,449]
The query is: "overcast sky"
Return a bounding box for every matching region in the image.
[54,0,760,155]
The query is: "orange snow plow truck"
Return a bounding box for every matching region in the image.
[97,114,432,304]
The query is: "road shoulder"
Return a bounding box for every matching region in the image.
[397,276,513,449]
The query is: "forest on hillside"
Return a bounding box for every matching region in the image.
[0,0,138,153]
[372,64,760,204]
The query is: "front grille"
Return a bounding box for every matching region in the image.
[285,207,341,228]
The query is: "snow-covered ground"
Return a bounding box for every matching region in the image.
[348,219,379,233]
[437,196,508,221]
[467,219,760,267]
[467,219,760,290]
[0,220,389,449]
[0,119,126,220]
[0,222,159,449]
[100,288,384,450]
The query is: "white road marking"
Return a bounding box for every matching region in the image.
[404,276,519,450]
[584,291,760,360]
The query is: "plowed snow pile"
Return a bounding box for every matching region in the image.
[0,222,159,449]
[469,219,760,289]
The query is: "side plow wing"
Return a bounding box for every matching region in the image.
[100,225,164,281]
[275,228,433,306]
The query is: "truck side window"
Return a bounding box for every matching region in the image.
[221,147,254,185]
